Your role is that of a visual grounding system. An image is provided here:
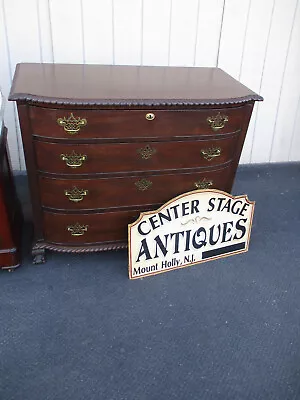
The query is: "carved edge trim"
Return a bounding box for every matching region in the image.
[33,241,128,253]
[9,94,264,106]
[0,247,18,254]
[0,263,21,270]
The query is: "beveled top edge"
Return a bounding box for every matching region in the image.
[9,93,263,106]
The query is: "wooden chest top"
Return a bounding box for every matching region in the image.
[9,63,262,107]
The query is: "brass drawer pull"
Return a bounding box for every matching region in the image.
[67,222,88,236]
[145,113,155,121]
[57,113,87,134]
[201,146,221,161]
[135,179,152,191]
[64,187,88,203]
[207,112,228,131]
[194,178,213,189]
[60,151,87,168]
[137,144,157,160]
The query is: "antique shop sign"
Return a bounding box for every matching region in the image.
[128,190,255,279]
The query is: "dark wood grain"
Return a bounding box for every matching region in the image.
[38,164,233,211]
[17,105,44,241]
[34,134,239,175]
[43,209,148,244]
[9,64,262,260]
[29,106,245,139]
[9,64,263,106]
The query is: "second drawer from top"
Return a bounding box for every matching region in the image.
[35,134,239,175]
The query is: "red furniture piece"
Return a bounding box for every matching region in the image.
[0,119,22,271]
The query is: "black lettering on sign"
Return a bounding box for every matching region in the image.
[216,198,226,211]
[185,229,191,251]
[233,218,247,240]
[170,204,180,219]
[207,198,215,212]
[239,203,250,217]
[231,200,243,214]
[158,209,172,226]
[149,215,160,230]
[222,221,234,243]
[191,199,200,214]
[136,238,152,262]
[181,201,190,216]
[192,227,207,249]
[154,234,169,258]
[137,220,150,236]
[209,224,222,245]
[220,199,231,213]
[170,231,185,254]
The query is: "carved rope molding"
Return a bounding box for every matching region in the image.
[32,242,128,253]
[8,94,264,107]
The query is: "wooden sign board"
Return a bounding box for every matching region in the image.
[128,190,255,279]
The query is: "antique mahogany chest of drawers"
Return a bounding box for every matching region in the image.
[0,121,22,270]
[9,63,262,263]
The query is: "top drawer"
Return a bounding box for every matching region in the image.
[29,106,246,140]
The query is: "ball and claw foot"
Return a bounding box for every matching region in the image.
[32,248,46,265]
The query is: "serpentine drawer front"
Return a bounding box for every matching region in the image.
[34,134,239,175]
[38,164,232,211]
[42,209,149,245]
[29,107,245,139]
[9,63,263,263]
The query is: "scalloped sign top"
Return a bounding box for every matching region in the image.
[128,190,255,279]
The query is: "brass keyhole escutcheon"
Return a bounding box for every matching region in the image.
[145,113,155,121]
[135,179,153,191]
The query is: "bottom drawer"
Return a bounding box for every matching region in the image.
[43,209,150,245]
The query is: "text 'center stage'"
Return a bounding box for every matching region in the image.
[128,189,255,279]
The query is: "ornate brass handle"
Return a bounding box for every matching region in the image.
[145,113,155,121]
[57,113,87,134]
[137,144,157,160]
[135,179,152,191]
[207,112,228,131]
[201,147,221,161]
[194,178,213,189]
[64,187,88,203]
[60,151,87,168]
[67,222,88,236]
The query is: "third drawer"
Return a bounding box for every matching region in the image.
[39,164,233,211]
[34,135,239,175]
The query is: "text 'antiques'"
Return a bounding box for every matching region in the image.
[128,190,255,279]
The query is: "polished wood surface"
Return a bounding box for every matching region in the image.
[34,135,239,175]
[43,209,148,244]
[10,64,263,106]
[30,106,245,139]
[0,126,22,270]
[9,63,262,262]
[39,165,232,211]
